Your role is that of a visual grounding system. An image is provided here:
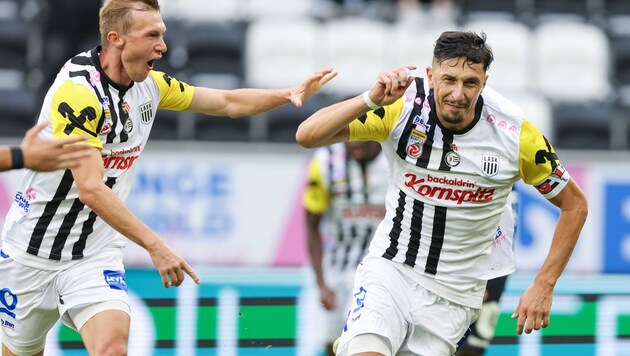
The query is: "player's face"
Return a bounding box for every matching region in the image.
[427,58,487,131]
[120,9,167,82]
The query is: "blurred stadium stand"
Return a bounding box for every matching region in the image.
[2,0,630,149]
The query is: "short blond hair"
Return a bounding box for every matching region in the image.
[99,0,160,46]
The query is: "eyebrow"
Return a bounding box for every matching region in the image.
[441,73,481,84]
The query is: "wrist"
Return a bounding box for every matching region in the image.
[10,147,24,170]
[362,91,380,110]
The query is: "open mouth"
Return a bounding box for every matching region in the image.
[147,59,156,69]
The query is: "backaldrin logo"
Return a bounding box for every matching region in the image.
[102,145,141,170]
[404,173,494,204]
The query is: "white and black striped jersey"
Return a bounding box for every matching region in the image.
[348,79,570,308]
[303,143,389,275]
[1,47,194,269]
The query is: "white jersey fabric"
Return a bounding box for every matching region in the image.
[348,78,570,308]
[1,47,194,270]
[303,143,389,276]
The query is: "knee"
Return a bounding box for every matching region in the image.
[94,338,128,356]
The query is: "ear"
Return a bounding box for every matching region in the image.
[426,66,434,89]
[107,31,125,49]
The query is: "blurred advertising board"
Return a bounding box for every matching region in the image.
[14,269,630,356]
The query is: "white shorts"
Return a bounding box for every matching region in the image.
[335,256,479,356]
[0,247,131,355]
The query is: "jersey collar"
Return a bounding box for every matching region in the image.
[90,46,135,95]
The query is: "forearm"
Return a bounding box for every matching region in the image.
[223,88,292,117]
[534,206,587,288]
[307,231,326,287]
[0,146,12,171]
[80,184,162,252]
[191,87,291,118]
[296,95,368,148]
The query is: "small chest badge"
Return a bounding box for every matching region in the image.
[407,143,422,158]
[139,101,153,124]
[100,115,113,135]
[482,154,499,176]
[444,150,460,167]
[123,118,134,134]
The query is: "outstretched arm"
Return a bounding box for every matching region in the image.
[512,179,588,334]
[296,66,415,148]
[186,68,337,118]
[0,122,92,172]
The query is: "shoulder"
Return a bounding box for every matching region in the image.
[481,86,526,126]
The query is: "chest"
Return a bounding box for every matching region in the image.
[97,84,158,155]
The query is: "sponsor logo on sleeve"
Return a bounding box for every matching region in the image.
[535,163,568,195]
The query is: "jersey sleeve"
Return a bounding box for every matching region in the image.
[149,71,195,111]
[519,120,571,199]
[348,97,404,142]
[51,80,103,150]
[303,156,331,214]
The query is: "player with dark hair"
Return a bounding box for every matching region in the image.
[297,31,587,355]
[0,0,336,355]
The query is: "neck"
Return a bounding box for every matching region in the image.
[99,45,132,87]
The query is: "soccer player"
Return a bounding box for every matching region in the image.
[304,141,388,355]
[0,0,336,355]
[0,122,91,172]
[296,31,588,355]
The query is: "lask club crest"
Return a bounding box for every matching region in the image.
[139,101,153,124]
[482,154,499,176]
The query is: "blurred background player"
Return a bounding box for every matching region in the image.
[303,140,388,355]
[457,189,518,355]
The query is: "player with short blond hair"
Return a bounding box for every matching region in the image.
[0,0,336,354]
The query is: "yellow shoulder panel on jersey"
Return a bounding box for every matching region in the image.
[349,98,404,142]
[303,157,330,214]
[149,70,195,111]
[518,119,559,185]
[51,81,102,149]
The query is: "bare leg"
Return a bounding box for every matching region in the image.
[79,310,130,356]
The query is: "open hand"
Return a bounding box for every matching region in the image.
[367,65,417,107]
[290,67,338,108]
[22,122,93,171]
[511,283,553,334]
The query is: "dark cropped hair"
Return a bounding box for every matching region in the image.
[433,31,494,72]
